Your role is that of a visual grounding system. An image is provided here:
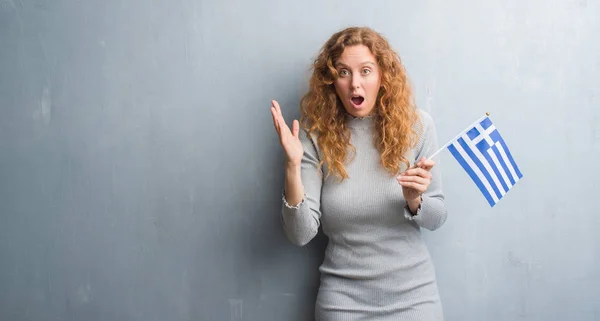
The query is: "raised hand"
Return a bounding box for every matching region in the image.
[270,100,303,167]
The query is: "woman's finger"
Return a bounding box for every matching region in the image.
[398,181,427,193]
[272,101,292,137]
[274,101,294,137]
[402,167,432,179]
[397,175,429,186]
[270,107,280,134]
[277,113,291,138]
[273,100,283,119]
[416,158,435,171]
[271,100,283,127]
[292,119,299,138]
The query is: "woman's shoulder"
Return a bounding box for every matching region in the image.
[414,108,435,134]
[298,127,321,154]
[299,126,318,141]
[411,109,439,155]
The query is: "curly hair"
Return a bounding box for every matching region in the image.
[300,26,419,180]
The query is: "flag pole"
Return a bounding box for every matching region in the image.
[419,112,490,164]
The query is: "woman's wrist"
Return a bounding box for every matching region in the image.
[406,196,422,215]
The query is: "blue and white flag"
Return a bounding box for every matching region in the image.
[445,115,523,207]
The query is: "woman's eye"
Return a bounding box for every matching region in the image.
[339,70,349,76]
[362,69,371,75]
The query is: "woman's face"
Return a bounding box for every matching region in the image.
[333,45,382,118]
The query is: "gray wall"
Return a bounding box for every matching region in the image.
[1,0,599,320]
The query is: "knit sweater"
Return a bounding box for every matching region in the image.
[281,110,447,321]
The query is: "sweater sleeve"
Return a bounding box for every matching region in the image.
[280,129,323,246]
[403,110,448,231]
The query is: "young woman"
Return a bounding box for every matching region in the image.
[271,26,448,321]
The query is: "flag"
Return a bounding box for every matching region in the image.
[446,115,523,207]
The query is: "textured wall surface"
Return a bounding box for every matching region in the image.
[1,0,599,320]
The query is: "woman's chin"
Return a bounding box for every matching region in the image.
[345,104,374,118]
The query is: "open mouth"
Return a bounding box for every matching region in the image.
[351,96,365,106]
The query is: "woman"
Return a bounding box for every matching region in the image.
[270,26,448,321]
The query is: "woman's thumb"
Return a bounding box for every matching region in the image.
[292,120,300,138]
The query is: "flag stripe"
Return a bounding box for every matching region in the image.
[496,140,521,182]
[498,138,523,179]
[456,137,501,202]
[459,137,504,199]
[470,132,507,196]
[476,139,510,193]
[448,143,496,206]
[491,143,515,186]
[490,130,520,182]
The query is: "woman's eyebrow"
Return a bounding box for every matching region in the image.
[334,61,376,67]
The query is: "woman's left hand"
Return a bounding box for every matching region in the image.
[396,158,435,213]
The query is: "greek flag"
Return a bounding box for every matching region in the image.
[446,116,523,207]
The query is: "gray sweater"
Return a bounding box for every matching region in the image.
[281,110,447,320]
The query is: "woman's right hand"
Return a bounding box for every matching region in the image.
[270,100,303,167]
